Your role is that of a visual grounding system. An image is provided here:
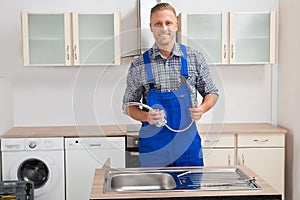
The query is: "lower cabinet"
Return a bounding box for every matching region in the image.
[203,148,235,166]
[237,133,285,199]
[201,131,285,199]
[202,133,235,166]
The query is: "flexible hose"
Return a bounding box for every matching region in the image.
[124,102,194,133]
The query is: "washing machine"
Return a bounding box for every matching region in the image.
[1,137,65,200]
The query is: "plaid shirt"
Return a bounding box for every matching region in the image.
[122,43,218,109]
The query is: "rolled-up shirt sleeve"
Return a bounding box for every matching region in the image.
[196,52,219,97]
[122,63,143,112]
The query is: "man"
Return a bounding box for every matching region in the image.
[122,3,219,167]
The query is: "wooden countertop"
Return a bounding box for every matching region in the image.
[1,123,287,138]
[90,166,281,199]
[1,125,128,138]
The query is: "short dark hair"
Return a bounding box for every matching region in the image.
[150,3,177,19]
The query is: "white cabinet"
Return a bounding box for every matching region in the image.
[230,12,276,64]
[237,133,285,198]
[21,12,121,66]
[0,77,13,135]
[200,128,285,198]
[178,13,225,64]
[202,133,235,166]
[177,11,276,64]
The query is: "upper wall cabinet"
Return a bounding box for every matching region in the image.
[177,11,276,65]
[21,12,121,66]
[178,13,224,64]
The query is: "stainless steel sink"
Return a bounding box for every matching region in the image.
[103,168,261,193]
[105,172,176,192]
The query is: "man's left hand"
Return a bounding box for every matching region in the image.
[189,102,204,121]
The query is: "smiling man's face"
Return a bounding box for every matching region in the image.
[150,9,178,48]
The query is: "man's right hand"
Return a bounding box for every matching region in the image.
[147,109,165,125]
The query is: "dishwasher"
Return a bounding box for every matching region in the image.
[65,137,125,200]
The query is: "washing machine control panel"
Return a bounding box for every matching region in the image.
[24,138,64,150]
[24,139,40,150]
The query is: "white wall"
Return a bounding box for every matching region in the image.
[0,0,138,126]
[278,0,300,199]
[0,0,278,127]
[0,77,13,134]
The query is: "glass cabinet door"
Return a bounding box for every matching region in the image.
[187,14,223,64]
[21,12,121,66]
[72,13,120,65]
[177,13,225,64]
[230,12,276,64]
[21,12,71,66]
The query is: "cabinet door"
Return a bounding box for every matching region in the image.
[72,12,121,65]
[230,11,276,64]
[203,148,234,166]
[177,13,226,64]
[238,148,284,197]
[21,12,71,66]
[237,133,285,197]
[178,11,276,65]
[202,133,235,166]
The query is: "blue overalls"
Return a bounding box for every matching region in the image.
[138,44,204,167]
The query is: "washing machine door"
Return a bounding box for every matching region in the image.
[9,155,59,198]
[18,158,49,189]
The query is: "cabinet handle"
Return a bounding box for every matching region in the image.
[223,44,227,59]
[66,45,70,60]
[253,139,269,143]
[231,44,234,59]
[242,154,245,166]
[227,154,231,166]
[89,144,102,147]
[74,45,78,60]
[204,140,219,143]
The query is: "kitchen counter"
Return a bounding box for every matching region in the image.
[1,125,127,138]
[1,123,287,138]
[90,166,281,200]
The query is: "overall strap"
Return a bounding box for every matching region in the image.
[180,44,188,79]
[143,50,155,89]
[143,45,188,88]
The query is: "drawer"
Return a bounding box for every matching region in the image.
[238,133,285,147]
[201,133,235,148]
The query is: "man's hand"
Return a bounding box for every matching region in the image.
[189,102,204,121]
[147,109,165,125]
[189,94,219,121]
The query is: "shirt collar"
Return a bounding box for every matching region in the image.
[151,43,183,59]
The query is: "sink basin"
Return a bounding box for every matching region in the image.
[103,168,261,193]
[104,172,176,192]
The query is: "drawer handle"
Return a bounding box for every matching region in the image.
[205,140,219,143]
[253,139,269,143]
[89,144,102,147]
